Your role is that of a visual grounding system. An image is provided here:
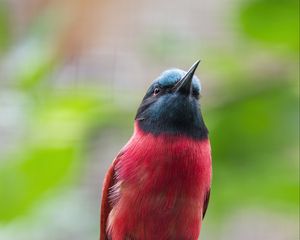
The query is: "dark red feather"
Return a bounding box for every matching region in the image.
[100,122,212,240]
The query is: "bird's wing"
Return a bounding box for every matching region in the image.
[100,151,124,240]
[202,188,211,219]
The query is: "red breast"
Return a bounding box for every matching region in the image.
[106,122,212,240]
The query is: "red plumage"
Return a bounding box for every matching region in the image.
[100,122,212,240]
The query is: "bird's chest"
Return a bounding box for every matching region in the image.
[112,135,211,239]
[120,134,211,196]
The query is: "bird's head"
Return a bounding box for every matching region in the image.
[135,61,208,139]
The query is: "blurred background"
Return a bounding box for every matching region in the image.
[0,0,299,239]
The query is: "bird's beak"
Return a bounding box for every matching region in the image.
[174,60,200,96]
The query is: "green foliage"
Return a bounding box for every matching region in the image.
[7,41,57,90]
[0,89,122,222]
[0,1,11,53]
[210,82,297,162]
[239,0,299,52]
[0,24,126,222]
[207,80,298,216]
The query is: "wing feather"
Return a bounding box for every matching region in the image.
[100,152,123,240]
[202,188,211,219]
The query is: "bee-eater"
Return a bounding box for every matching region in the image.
[100,61,212,240]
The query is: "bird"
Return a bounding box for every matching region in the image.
[100,61,212,240]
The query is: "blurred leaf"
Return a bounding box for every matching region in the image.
[3,39,57,91]
[209,82,297,162]
[14,41,56,90]
[0,146,78,222]
[239,0,299,52]
[0,1,12,53]
[207,80,299,216]
[0,89,123,222]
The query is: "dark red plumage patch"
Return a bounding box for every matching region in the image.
[100,122,212,240]
[100,156,120,240]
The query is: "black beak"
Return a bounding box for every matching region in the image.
[174,60,200,96]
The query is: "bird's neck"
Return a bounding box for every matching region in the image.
[136,110,208,140]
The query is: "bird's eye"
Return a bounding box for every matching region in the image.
[153,87,160,95]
